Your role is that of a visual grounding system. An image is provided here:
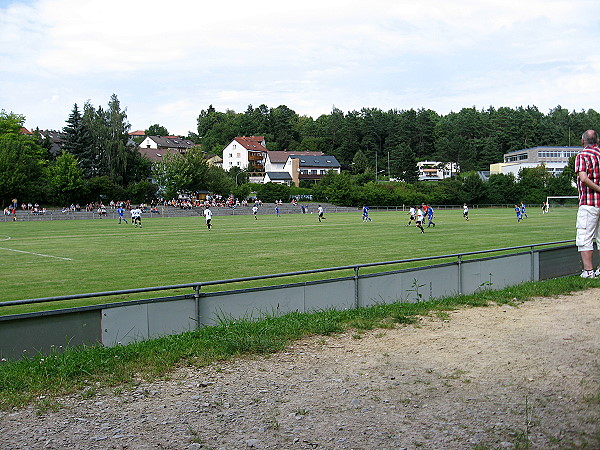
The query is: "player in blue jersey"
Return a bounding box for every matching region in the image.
[117,205,128,224]
[515,204,522,223]
[520,202,528,219]
[362,205,372,222]
[426,205,435,227]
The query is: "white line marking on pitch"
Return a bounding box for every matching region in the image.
[0,247,72,260]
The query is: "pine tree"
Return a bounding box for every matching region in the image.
[63,104,94,177]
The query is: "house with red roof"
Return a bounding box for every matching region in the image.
[222,136,341,186]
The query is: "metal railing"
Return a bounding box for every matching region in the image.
[0,239,576,311]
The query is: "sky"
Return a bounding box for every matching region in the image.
[1,0,599,136]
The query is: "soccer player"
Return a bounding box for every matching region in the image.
[317,205,326,222]
[463,204,469,221]
[520,202,528,219]
[415,207,425,233]
[426,205,435,227]
[515,204,522,223]
[275,205,280,217]
[203,206,212,230]
[117,205,128,224]
[362,205,372,222]
[130,206,142,228]
[407,206,416,226]
[252,205,258,220]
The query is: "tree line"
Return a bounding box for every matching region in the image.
[1,97,594,208]
[195,104,600,173]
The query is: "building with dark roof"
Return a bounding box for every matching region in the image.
[137,136,196,162]
[285,155,341,186]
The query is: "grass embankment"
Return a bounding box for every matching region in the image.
[0,275,593,411]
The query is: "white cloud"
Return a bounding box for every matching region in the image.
[1,0,599,133]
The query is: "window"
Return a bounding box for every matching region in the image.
[237,153,241,158]
[229,153,233,158]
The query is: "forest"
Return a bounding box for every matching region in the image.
[195,103,600,173]
[1,97,597,208]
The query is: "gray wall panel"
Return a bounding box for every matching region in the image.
[147,299,196,339]
[359,272,405,306]
[399,265,462,302]
[460,255,530,294]
[538,246,581,279]
[0,310,101,360]
[304,279,355,311]
[359,265,460,306]
[102,304,149,346]
[197,285,306,326]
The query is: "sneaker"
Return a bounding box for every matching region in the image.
[581,270,595,279]
[595,267,600,277]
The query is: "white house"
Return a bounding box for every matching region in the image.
[490,146,580,177]
[137,136,195,162]
[139,135,195,151]
[417,161,459,181]
[221,136,267,172]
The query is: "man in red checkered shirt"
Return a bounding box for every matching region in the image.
[575,129,600,278]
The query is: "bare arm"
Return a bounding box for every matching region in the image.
[578,171,600,193]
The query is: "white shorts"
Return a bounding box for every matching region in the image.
[576,205,600,251]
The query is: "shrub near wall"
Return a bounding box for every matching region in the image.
[256,182,291,203]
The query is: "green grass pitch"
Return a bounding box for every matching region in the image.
[0,206,577,315]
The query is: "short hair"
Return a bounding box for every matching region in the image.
[582,129,599,146]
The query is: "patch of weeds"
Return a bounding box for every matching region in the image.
[436,311,449,320]
[511,396,534,449]
[265,416,280,430]
[352,333,362,340]
[445,369,467,379]
[348,318,374,330]
[584,390,600,405]
[35,397,61,415]
[407,278,426,302]
[187,427,203,444]
[81,387,97,399]
[393,315,419,325]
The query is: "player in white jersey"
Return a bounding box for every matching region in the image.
[130,207,142,227]
[203,207,213,230]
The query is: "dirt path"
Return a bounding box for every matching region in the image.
[1,289,599,449]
